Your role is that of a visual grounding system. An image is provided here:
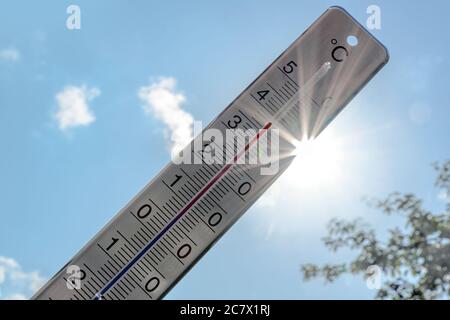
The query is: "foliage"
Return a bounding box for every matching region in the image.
[301,160,450,299]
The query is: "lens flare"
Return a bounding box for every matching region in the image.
[287,130,344,189]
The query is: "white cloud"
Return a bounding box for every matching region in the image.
[139,77,194,158]
[0,256,19,269]
[0,47,20,62]
[54,85,100,130]
[0,256,46,300]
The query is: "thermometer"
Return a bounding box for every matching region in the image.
[33,7,389,300]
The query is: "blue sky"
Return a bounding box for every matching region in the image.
[0,0,449,299]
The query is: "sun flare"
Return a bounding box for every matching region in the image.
[286,130,344,189]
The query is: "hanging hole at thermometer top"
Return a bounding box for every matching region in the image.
[347,35,358,47]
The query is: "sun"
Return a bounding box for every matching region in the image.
[255,127,348,232]
[286,129,344,189]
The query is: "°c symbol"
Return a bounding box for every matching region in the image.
[332,46,348,62]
